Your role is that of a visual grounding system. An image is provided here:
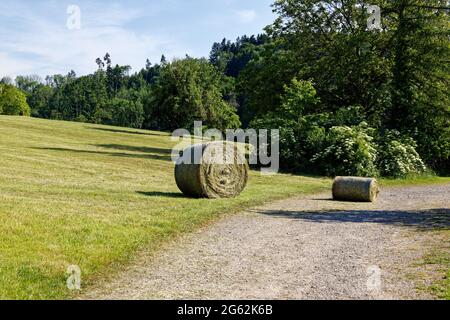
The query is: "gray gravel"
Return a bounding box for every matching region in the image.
[83,184,450,300]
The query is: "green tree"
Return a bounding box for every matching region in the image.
[210,35,269,78]
[27,84,54,117]
[148,57,241,131]
[108,97,144,128]
[237,39,299,119]
[41,72,108,122]
[250,79,326,172]
[0,76,13,85]
[250,0,393,124]
[0,84,31,116]
[243,0,448,174]
[15,75,42,94]
[99,87,146,128]
[279,78,320,118]
[385,0,450,172]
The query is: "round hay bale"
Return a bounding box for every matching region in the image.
[332,176,379,202]
[175,142,249,199]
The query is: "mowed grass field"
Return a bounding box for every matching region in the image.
[0,116,332,299]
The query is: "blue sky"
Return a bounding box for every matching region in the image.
[0,0,276,79]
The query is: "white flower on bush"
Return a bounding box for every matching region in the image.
[378,131,426,177]
[312,124,378,177]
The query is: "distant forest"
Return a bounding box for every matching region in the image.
[1,1,449,176]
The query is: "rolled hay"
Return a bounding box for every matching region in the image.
[332,176,379,202]
[175,142,249,199]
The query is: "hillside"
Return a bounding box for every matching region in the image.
[0,116,331,299]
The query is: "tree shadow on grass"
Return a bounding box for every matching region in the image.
[255,208,450,231]
[136,191,187,199]
[87,127,169,137]
[35,146,173,162]
[95,144,172,155]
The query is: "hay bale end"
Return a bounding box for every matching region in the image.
[175,142,249,199]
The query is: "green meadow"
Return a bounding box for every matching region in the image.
[0,116,332,299]
[1,116,448,299]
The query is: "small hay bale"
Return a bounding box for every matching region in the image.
[175,142,249,199]
[332,176,379,202]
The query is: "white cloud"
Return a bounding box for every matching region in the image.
[0,2,186,78]
[236,10,257,24]
[0,1,274,78]
[0,52,36,78]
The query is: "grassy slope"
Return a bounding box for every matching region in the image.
[0,116,332,299]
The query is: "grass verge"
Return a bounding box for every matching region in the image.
[380,175,450,187]
[0,116,331,299]
[418,231,450,300]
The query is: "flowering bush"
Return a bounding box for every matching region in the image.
[312,123,378,177]
[248,79,427,177]
[378,131,426,177]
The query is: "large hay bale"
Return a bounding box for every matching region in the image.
[332,176,379,202]
[175,142,249,199]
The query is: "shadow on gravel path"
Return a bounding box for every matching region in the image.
[256,208,450,231]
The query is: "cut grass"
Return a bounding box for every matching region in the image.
[430,269,450,300]
[419,231,450,300]
[0,116,332,299]
[1,116,448,300]
[380,175,450,187]
[380,175,450,299]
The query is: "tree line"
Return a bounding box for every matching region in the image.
[1,0,448,176]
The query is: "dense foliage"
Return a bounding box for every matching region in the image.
[0,84,31,116]
[377,130,427,177]
[245,0,449,175]
[146,57,240,131]
[1,0,448,176]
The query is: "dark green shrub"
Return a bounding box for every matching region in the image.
[109,98,144,129]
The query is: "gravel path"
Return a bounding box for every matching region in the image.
[84,184,450,300]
